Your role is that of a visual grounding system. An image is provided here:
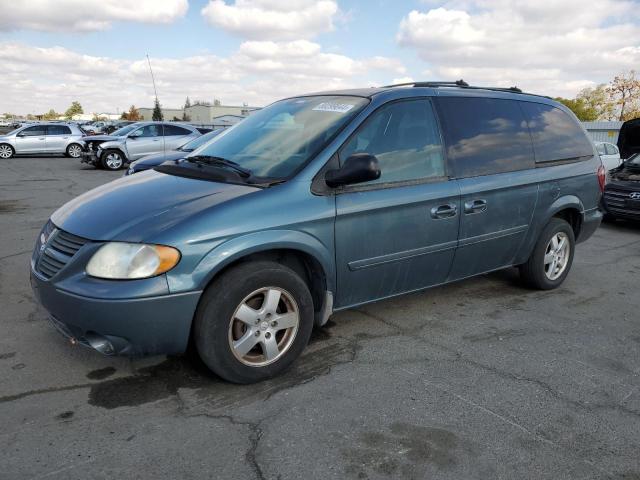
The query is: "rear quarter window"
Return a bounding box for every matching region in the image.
[436,97,534,178]
[520,102,593,163]
[163,125,192,136]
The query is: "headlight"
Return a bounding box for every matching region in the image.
[86,243,180,279]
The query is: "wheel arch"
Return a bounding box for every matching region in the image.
[191,230,335,319]
[515,195,584,265]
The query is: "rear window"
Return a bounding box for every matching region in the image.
[605,143,619,155]
[436,97,534,178]
[520,102,593,163]
[595,143,606,155]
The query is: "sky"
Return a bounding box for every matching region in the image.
[0,0,639,115]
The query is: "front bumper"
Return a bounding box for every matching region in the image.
[602,189,640,221]
[30,268,201,356]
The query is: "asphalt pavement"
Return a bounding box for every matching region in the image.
[1,155,639,479]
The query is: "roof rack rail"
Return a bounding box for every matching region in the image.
[381,79,527,95]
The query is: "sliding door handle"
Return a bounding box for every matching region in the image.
[464,199,487,214]
[431,204,457,219]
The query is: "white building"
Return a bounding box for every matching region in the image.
[185,104,258,124]
[138,107,185,121]
[582,121,624,143]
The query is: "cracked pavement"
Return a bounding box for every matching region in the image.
[1,156,639,479]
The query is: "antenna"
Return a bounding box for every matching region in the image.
[146,53,166,156]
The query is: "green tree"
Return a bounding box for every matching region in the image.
[577,85,615,121]
[64,101,83,119]
[42,109,60,120]
[554,97,598,121]
[152,98,163,121]
[182,96,192,121]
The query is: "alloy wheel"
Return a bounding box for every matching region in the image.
[105,153,123,169]
[67,144,82,158]
[228,287,300,367]
[0,145,13,158]
[544,232,570,281]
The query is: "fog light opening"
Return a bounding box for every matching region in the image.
[84,332,115,355]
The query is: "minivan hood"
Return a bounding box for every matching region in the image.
[51,170,259,241]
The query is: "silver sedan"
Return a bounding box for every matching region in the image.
[0,123,85,159]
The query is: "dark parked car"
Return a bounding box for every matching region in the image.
[601,153,640,221]
[31,81,603,383]
[125,128,223,175]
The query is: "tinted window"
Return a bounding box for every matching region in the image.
[595,143,606,155]
[163,125,192,136]
[20,126,46,136]
[47,125,71,135]
[520,102,593,162]
[605,143,619,155]
[340,99,445,184]
[437,97,534,178]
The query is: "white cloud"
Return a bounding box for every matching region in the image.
[0,0,188,32]
[201,0,338,39]
[398,0,640,97]
[0,41,404,114]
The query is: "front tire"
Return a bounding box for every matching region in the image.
[194,261,314,384]
[66,143,82,158]
[101,149,125,170]
[0,144,14,159]
[519,218,575,290]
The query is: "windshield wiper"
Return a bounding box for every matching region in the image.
[186,155,252,178]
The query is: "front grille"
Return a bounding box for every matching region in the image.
[33,221,88,280]
[603,189,628,208]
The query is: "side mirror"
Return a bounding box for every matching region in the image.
[325,153,381,188]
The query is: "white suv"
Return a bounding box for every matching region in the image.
[0,123,85,159]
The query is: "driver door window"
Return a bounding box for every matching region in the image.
[339,99,445,186]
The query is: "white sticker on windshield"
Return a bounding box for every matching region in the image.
[312,102,355,113]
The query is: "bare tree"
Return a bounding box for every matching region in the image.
[607,71,640,121]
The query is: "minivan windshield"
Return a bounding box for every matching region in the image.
[187,96,369,179]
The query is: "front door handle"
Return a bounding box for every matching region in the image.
[431,204,457,219]
[464,199,487,214]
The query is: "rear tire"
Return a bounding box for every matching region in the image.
[194,261,314,384]
[520,218,575,290]
[0,144,14,159]
[66,143,82,158]
[101,149,125,170]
